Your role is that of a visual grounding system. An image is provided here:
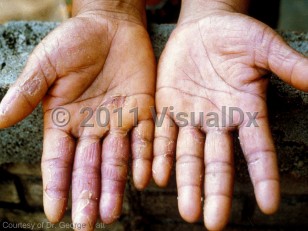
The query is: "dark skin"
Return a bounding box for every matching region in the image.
[0,0,155,229]
[153,0,308,230]
[0,0,307,231]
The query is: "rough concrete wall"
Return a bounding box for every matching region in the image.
[0,22,307,230]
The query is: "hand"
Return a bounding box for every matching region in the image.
[0,1,155,229]
[152,2,308,230]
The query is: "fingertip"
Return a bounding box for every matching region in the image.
[291,59,308,92]
[203,196,231,231]
[266,35,308,92]
[255,180,280,215]
[72,214,93,231]
[178,188,202,223]
[99,193,122,225]
[43,193,67,223]
[152,159,172,187]
[0,87,23,128]
[133,159,152,190]
[0,114,8,129]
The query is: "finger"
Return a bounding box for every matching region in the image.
[131,120,154,190]
[72,137,101,230]
[100,129,129,224]
[256,28,308,91]
[203,131,234,231]
[152,114,177,187]
[0,47,54,128]
[0,20,106,128]
[0,23,75,128]
[176,127,205,223]
[41,128,75,223]
[239,117,280,215]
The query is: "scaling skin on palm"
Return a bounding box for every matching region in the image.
[153,10,308,231]
[0,7,156,231]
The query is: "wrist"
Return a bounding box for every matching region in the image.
[179,0,249,24]
[72,0,147,26]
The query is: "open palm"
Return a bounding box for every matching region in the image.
[0,13,155,228]
[153,12,308,230]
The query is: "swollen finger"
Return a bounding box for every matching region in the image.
[100,129,130,224]
[72,137,101,230]
[41,128,75,223]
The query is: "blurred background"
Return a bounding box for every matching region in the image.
[0,0,69,23]
[0,0,307,31]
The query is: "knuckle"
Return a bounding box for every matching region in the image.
[41,157,71,170]
[101,162,127,182]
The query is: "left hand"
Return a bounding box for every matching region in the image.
[153,4,308,231]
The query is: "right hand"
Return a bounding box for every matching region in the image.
[0,1,156,229]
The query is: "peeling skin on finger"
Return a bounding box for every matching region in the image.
[248,157,261,167]
[73,190,96,224]
[19,76,42,96]
[44,190,67,217]
[183,127,205,143]
[152,169,157,175]
[134,128,148,147]
[161,140,175,162]
[44,190,65,203]
[101,95,127,108]
[57,136,74,158]
[75,190,93,214]
[44,136,74,200]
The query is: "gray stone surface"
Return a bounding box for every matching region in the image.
[0,22,58,165]
[0,22,307,182]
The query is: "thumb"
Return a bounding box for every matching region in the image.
[0,35,58,128]
[257,28,308,92]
